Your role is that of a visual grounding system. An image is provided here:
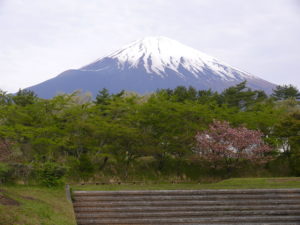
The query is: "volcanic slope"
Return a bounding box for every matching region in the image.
[27,36,275,98]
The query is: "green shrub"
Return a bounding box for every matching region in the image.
[290,150,300,176]
[0,162,13,184]
[67,154,95,181]
[35,162,66,187]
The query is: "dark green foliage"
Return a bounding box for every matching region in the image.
[35,162,66,187]
[290,149,300,176]
[197,89,219,104]
[272,84,300,100]
[171,86,198,102]
[68,154,95,181]
[0,162,13,183]
[219,81,267,109]
[95,88,110,105]
[0,84,299,184]
[77,154,94,178]
[274,111,300,153]
[95,88,124,105]
[157,86,218,104]
[274,111,300,175]
[0,89,13,105]
[13,89,38,106]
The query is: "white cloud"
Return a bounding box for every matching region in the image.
[0,0,299,92]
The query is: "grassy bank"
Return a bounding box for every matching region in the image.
[0,185,76,225]
[73,177,300,191]
[1,177,300,225]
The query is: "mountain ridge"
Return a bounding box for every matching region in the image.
[27,36,276,98]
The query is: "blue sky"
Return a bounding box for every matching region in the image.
[0,0,299,92]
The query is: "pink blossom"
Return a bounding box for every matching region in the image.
[195,120,273,167]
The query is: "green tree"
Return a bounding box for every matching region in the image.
[136,94,213,172]
[274,111,300,153]
[272,84,300,100]
[0,90,13,105]
[36,161,66,187]
[197,89,219,104]
[72,154,95,181]
[13,89,38,106]
[95,88,110,105]
[220,81,267,109]
[274,111,300,175]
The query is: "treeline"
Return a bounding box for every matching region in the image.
[0,82,299,186]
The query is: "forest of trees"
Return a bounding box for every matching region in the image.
[0,82,299,186]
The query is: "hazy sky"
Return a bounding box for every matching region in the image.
[1,0,300,92]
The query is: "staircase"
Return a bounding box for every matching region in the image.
[72,189,300,225]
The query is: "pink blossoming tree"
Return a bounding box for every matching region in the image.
[195,120,273,171]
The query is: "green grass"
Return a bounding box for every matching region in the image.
[1,177,300,225]
[0,185,76,225]
[73,177,300,191]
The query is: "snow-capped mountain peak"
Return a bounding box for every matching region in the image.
[27,36,276,99]
[82,36,254,81]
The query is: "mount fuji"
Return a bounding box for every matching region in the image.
[27,36,275,98]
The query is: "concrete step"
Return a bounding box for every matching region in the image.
[73,193,300,202]
[73,199,300,207]
[72,189,300,225]
[77,223,300,225]
[75,209,300,219]
[76,215,300,224]
[73,189,300,196]
[74,204,300,212]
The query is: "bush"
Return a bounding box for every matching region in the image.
[290,150,300,176]
[0,162,13,184]
[67,154,95,182]
[35,162,66,187]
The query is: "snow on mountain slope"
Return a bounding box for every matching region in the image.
[81,36,255,81]
[27,36,276,98]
